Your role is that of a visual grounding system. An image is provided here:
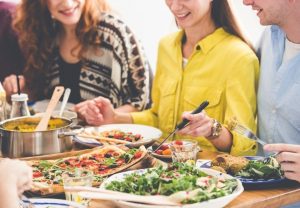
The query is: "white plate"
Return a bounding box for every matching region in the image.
[22,198,85,208]
[99,167,244,208]
[32,99,75,113]
[74,124,162,148]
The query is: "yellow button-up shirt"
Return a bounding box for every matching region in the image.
[131,28,259,156]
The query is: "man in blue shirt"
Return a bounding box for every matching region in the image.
[243,0,300,183]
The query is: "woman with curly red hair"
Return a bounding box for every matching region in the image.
[3,0,152,117]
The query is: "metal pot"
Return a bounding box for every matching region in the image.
[0,116,81,158]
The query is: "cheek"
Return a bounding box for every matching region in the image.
[46,1,56,15]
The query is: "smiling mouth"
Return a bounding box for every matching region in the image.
[253,7,263,16]
[257,9,263,15]
[175,12,190,20]
[59,5,78,16]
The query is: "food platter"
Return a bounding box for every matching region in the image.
[98,166,244,208]
[198,156,290,189]
[74,124,162,148]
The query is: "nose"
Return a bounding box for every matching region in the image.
[243,0,254,6]
[62,0,73,7]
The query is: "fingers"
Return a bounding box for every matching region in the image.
[180,122,211,137]
[268,151,300,183]
[280,162,297,172]
[178,111,212,137]
[75,100,104,125]
[284,171,300,183]
[276,152,300,163]
[3,74,26,96]
[264,143,300,153]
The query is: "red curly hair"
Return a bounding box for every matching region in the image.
[13,0,110,99]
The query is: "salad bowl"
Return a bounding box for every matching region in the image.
[99,164,243,208]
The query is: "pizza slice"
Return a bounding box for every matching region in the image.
[27,145,147,195]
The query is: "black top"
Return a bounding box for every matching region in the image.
[59,56,81,103]
[0,2,25,82]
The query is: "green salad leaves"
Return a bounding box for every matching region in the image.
[106,162,238,204]
[235,156,283,180]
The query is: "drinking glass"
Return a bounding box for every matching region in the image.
[63,169,93,206]
[170,140,200,164]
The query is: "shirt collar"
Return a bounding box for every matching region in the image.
[174,27,230,54]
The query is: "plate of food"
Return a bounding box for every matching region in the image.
[198,154,289,188]
[147,142,172,162]
[26,145,147,195]
[95,162,243,208]
[22,198,85,208]
[74,124,162,148]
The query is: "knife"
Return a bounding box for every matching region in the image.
[152,100,209,153]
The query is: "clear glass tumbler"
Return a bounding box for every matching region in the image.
[170,139,200,164]
[63,169,93,206]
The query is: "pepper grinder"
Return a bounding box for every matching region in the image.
[10,93,31,118]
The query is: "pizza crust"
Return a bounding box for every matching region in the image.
[27,145,147,195]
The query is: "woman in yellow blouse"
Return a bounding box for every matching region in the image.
[78,0,259,156]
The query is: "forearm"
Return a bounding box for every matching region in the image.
[112,104,138,124]
[113,112,134,124]
[207,127,233,152]
[115,104,138,113]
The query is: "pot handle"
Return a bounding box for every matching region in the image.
[58,125,84,137]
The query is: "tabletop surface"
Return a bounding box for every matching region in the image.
[2,143,299,208]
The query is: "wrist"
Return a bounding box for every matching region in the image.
[207,119,222,140]
[113,112,133,124]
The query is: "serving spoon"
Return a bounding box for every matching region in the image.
[59,88,71,117]
[35,86,64,131]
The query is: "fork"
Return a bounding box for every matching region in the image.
[231,122,267,146]
[230,121,279,160]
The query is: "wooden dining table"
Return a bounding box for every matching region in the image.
[2,140,299,207]
[89,149,300,208]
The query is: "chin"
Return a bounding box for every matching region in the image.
[61,18,81,26]
[259,19,272,26]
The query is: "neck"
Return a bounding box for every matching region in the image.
[283,24,300,44]
[281,5,300,43]
[62,24,77,38]
[184,17,216,48]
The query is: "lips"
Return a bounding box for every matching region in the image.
[59,5,78,16]
[175,12,190,21]
[252,6,262,16]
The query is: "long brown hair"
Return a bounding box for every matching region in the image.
[211,0,253,48]
[13,0,110,99]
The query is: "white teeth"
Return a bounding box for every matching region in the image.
[177,13,188,18]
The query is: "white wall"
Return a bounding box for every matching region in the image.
[109,0,265,71]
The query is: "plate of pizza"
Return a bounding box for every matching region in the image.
[74,124,162,148]
[26,145,147,195]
